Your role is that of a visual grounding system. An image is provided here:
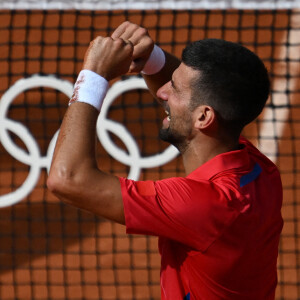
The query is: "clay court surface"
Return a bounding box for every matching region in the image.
[0,9,299,299]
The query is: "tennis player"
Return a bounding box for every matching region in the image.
[48,21,283,300]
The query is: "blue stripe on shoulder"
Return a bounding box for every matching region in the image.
[240,163,262,187]
[184,293,190,300]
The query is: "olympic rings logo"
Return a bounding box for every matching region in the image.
[0,75,179,208]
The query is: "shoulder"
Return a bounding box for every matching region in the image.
[239,136,280,175]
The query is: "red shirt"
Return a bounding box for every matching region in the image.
[120,137,283,300]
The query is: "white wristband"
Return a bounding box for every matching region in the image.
[69,69,109,112]
[141,45,166,75]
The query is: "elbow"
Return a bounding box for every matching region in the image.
[47,173,62,196]
[47,165,75,198]
[47,164,125,225]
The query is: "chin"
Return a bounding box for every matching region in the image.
[159,128,188,153]
[159,127,171,143]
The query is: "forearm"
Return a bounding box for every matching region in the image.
[49,102,98,182]
[142,50,180,98]
[48,99,124,223]
[47,37,134,224]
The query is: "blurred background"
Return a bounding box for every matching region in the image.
[0,0,299,299]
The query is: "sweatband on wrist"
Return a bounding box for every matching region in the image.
[141,44,166,75]
[69,69,109,112]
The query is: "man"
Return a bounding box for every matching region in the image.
[48,21,283,299]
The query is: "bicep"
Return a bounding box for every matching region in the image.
[48,167,125,224]
[78,170,124,224]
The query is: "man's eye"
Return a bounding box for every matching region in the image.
[171,81,177,91]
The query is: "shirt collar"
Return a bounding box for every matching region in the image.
[186,141,251,181]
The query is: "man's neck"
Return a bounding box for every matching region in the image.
[182,136,240,176]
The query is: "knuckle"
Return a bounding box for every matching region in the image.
[114,37,124,45]
[124,21,136,28]
[94,36,103,42]
[123,20,131,26]
[126,42,134,51]
[100,37,110,47]
[132,23,140,30]
[145,38,154,46]
[138,27,148,36]
[126,21,140,32]
[93,36,105,46]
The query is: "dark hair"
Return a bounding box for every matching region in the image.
[182,39,270,135]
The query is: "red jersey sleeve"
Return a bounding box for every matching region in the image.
[120,176,248,252]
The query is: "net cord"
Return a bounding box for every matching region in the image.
[0,0,300,10]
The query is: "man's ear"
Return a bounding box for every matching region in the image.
[193,105,216,130]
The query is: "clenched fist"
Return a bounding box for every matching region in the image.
[111,21,155,73]
[83,36,134,81]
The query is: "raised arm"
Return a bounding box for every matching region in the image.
[47,37,133,224]
[111,21,181,98]
[47,22,180,225]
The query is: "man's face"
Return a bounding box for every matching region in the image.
[156,63,199,153]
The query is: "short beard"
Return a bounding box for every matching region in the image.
[159,127,189,154]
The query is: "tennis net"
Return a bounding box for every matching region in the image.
[0,2,299,299]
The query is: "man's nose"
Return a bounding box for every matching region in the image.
[156,81,170,104]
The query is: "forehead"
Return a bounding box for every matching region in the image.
[172,63,199,89]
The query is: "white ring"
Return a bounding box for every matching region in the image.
[0,75,73,207]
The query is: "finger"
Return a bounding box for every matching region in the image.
[111,21,138,40]
[123,39,134,47]
[111,37,131,48]
[112,22,145,45]
[117,38,134,55]
[111,21,128,39]
[122,26,150,47]
[131,38,154,59]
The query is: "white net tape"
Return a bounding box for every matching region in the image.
[0,0,299,10]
